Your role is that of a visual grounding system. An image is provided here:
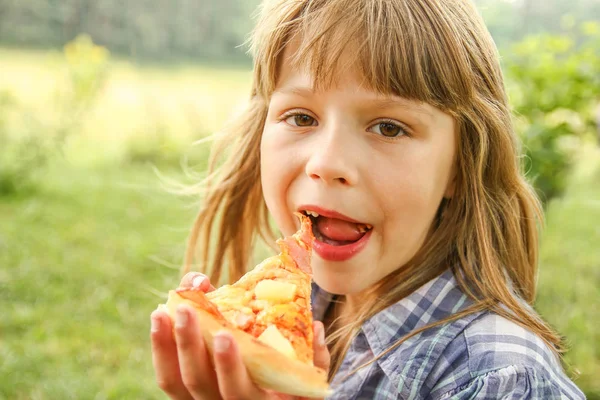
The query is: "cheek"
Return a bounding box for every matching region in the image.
[375,157,448,234]
[260,126,298,235]
[260,128,279,211]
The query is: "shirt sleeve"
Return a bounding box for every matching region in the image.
[436,365,585,400]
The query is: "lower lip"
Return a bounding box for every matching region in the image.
[312,229,372,262]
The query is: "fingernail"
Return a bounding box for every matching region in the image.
[192,274,206,288]
[317,323,326,347]
[151,314,161,332]
[175,306,188,328]
[214,332,231,353]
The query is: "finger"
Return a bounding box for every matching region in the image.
[179,272,215,292]
[174,304,221,399]
[312,321,330,372]
[150,310,194,400]
[213,331,267,400]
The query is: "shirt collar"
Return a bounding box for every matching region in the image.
[311,281,336,322]
[311,269,473,355]
[360,268,472,357]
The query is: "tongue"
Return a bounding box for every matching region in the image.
[316,217,364,242]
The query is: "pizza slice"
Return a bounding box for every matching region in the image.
[157,213,331,398]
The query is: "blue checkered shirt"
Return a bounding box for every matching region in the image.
[311,269,586,399]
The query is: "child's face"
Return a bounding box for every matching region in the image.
[260,52,457,296]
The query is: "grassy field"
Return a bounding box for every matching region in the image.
[535,144,600,397]
[0,48,599,399]
[0,165,196,399]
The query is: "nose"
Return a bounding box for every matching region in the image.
[304,127,359,186]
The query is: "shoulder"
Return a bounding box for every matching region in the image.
[462,312,560,373]
[425,312,585,399]
[325,269,585,399]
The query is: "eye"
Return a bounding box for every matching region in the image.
[283,113,317,127]
[369,120,408,138]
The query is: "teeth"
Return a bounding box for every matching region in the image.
[315,229,324,242]
[358,225,367,233]
[357,223,373,233]
[302,210,371,231]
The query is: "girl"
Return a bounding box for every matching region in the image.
[150,0,586,398]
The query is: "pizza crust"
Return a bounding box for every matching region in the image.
[158,290,332,399]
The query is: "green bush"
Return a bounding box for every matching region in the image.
[123,100,212,169]
[63,34,110,105]
[56,34,111,147]
[0,91,50,196]
[0,35,111,196]
[124,129,212,173]
[505,20,600,203]
[124,122,188,167]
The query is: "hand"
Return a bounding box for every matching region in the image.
[150,272,331,400]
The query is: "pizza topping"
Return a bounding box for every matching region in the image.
[315,216,372,244]
[255,280,297,303]
[251,299,271,311]
[257,325,297,360]
[234,311,256,330]
[277,213,314,275]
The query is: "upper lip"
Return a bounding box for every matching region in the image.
[297,205,364,224]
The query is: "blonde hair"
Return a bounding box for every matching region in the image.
[183,0,564,380]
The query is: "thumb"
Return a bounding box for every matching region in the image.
[178,272,216,292]
[312,321,330,372]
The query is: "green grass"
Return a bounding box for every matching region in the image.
[535,144,600,397]
[0,47,251,399]
[0,164,197,399]
[0,47,599,399]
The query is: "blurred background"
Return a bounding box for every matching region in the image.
[0,0,598,398]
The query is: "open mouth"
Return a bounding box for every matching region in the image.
[300,209,373,247]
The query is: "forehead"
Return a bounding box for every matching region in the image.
[273,42,438,119]
[275,37,381,96]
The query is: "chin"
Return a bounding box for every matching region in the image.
[311,261,364,295]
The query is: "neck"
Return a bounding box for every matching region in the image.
[343,294,359,315]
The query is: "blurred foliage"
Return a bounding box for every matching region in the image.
[0,33,217,197]
[0,0,599,63]
[63,34,110,107]
[477,0,600,49]
[124,116,210,169]
[0,35,110,196]
[56,34,111,147]
[0,0,261,63]
[505,20,600,202]
[534,145,600,398]
[125,121,186,167]
[0,91,51,196]
[120,89,213,169]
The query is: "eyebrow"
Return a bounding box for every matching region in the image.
[273,85,433,119]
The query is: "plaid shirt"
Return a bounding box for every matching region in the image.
[311,269,586,399]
